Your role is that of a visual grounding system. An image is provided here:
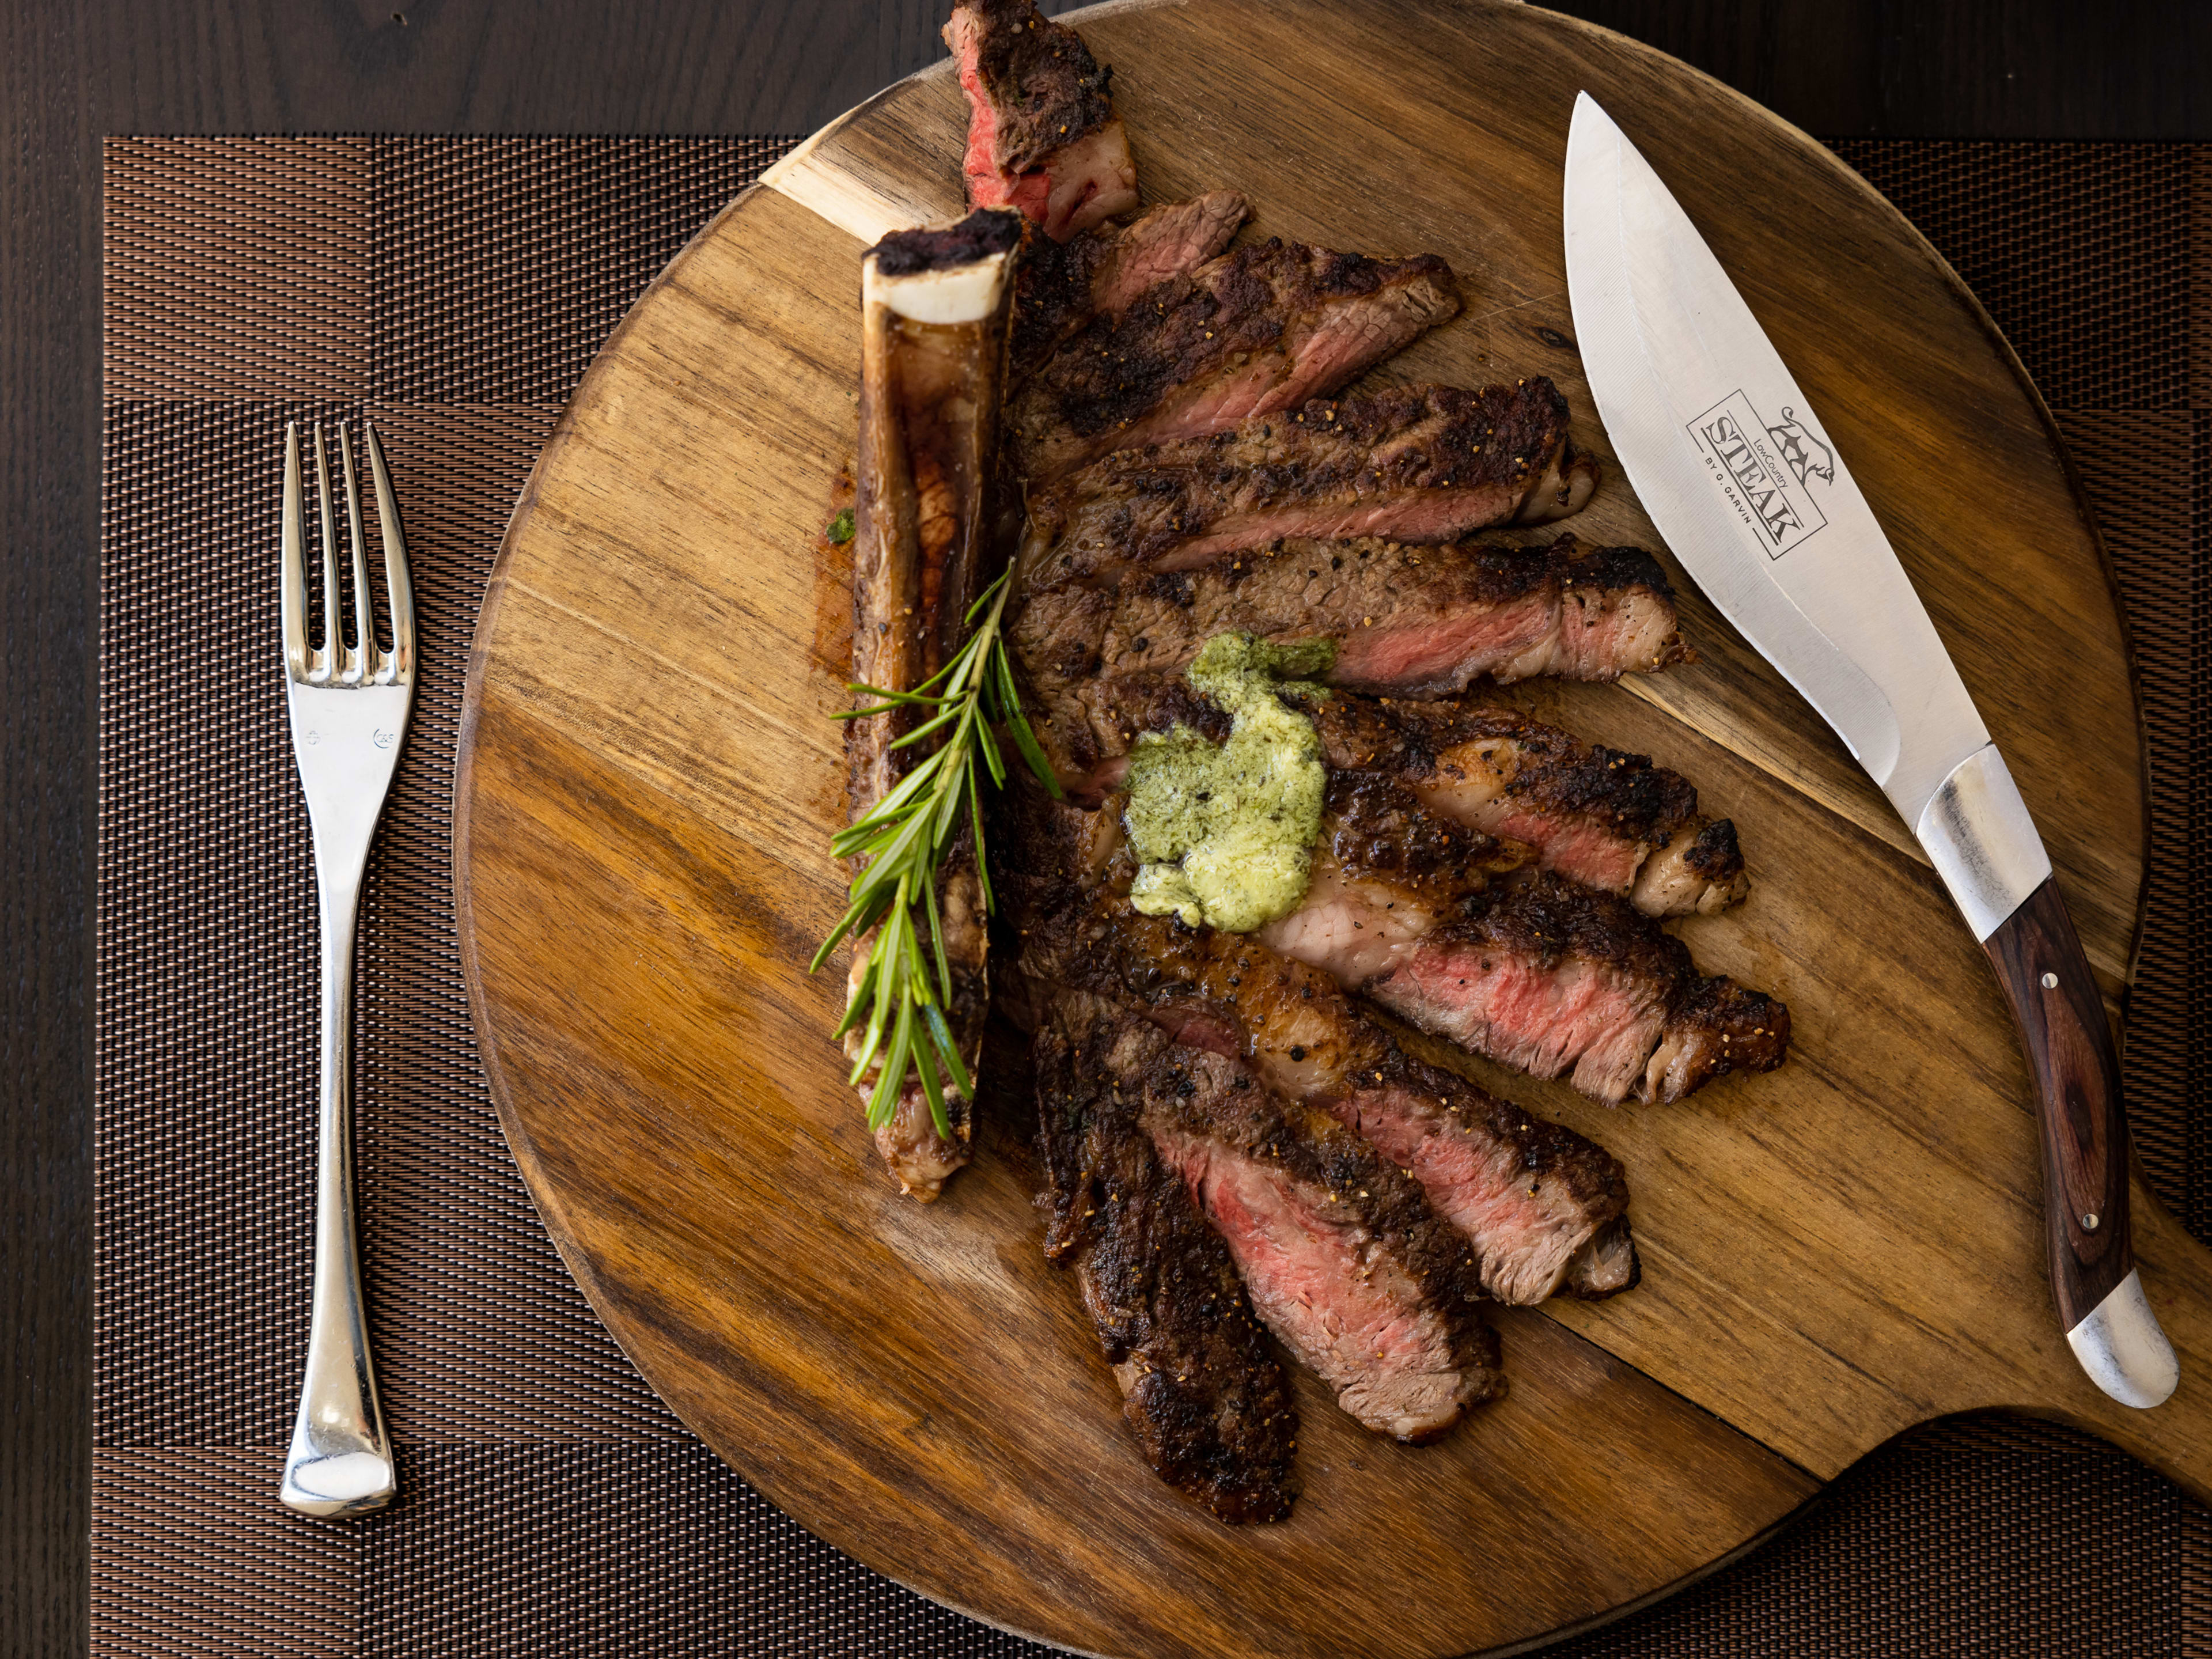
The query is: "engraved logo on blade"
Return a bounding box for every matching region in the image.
[1766,406,1834,487]
[1687,391,1828,559]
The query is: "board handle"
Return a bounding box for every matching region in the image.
[1983,876,2177,1406]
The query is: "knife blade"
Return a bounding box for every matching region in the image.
[1563,92,2178,1410]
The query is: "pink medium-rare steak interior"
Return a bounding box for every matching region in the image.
[1358,874,1789,1104]
[1324,1079,1634,1307]
[1013,536,1686,712]
[1152,1122,1480,1444]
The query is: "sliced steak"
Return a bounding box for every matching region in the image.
[846,210,1023,1197]
[1209,775,1766,1107]
[1088,535,1685,691]
[1036,995,1298,1522]
[1011,192,1250,376]
[1002,801,1637,1306]
[944,0,1138,241]
[1018,382,1600,589]
[1360,872,1790,1104]
[1009,534,1699,819]
[1020,666,1747,918]
[1293,694,1747,916]
[1009,238,1461,478]
[1009,769,1782,1104]
[1094,1002,1505,1441]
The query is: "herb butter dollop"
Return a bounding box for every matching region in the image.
[1123,633,1335,932]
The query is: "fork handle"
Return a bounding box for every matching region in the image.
[280,866,397,1516]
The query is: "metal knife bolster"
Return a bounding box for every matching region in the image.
[1912,744,2051,942]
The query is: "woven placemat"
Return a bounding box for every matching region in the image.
[95,135,2211,1657]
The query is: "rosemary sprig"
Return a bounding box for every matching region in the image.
[811,567,1060,1135]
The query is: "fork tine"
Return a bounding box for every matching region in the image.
[281,423,308,677]
[363,422,415,682]
[312,426,342,672]
[339,422,375,679]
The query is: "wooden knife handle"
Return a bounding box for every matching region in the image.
[1982,875,2133,1330]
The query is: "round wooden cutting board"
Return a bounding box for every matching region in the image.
[452,2,2212,1653]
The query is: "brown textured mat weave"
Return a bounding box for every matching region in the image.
[96,137,2210,1657]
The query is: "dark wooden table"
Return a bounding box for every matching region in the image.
[4,2,2205,1652]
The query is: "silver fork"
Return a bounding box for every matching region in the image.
[276,419,415,1518]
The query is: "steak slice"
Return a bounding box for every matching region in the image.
[1077,535,1685,692]
[1021,666,1747,918]
[1036,995,1298,1522]
[1001,799,1638,1306]
[1295,694,1748,917]
[1104,1004,1506,1441]
[944,0,1138,241]
[846,210,1022,1198]
[1017,382,1600,588]
[1011,192,1251,376]
[1009,238,1462,478]
[1212,774,1766,1105]
[1359,872,1790,1105]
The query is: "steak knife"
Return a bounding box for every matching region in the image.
[1562,93,2179,1408]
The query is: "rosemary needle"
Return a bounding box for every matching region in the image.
[812,567,1060,1135]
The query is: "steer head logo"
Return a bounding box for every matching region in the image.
[1766,406,1835,489]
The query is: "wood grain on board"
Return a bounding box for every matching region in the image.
[453,2,2212,1654]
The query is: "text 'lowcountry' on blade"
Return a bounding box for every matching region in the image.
[1560,92,1988,830]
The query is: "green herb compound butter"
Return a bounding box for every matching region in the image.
[1124,633,1335,932]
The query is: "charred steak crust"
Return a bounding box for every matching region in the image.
[872,207,1025,276]
[1036,998,1298,1522]
[1010,193,1251,376]
[1295,695,1698,848]
[1027,899,1635,1229]
[1291,695,1746,913]
[1018,381,1592,587]
[1320,769,1526,893]
[948,0,1117,177]
[1683,817,1744,877]
[1658,972,1795,1099]
[1234,775,1771,1105]
[1009,238,1462,476]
